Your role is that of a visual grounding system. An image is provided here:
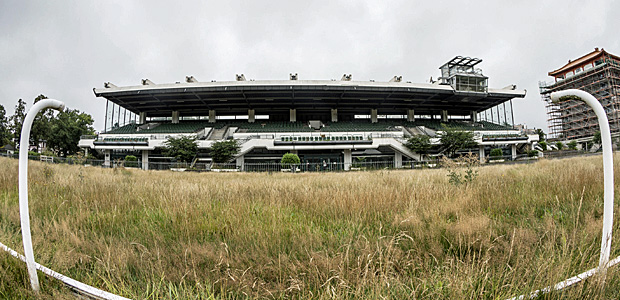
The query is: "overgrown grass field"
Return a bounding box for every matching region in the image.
[1,155,620,299]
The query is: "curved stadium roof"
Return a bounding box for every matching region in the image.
[94,79,525,118]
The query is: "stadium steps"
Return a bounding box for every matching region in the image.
[406,126,425,136]
[208,126,228,140]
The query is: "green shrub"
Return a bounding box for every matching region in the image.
[528,150,538,157]
[124,155,138,168]
[538,141,547,151]
[281,153,300,169]
[490,148,503,158]
[567,141,578,150]
[556,141,564,150]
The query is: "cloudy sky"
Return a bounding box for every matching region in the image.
[1,0,618,131]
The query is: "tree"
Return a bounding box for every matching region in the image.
[405,135,431,158]
[535,128,546,142]
[47,109,95,156]
[9,99,27,147]
[31,95,54,152]
[210,140,239,163]
[567,140,578,150]
[281,153,300,168]
[439,127,477,157]
[0,105,12,146]
[593,131,601,145]
[162,136,198,162]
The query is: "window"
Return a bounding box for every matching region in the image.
[454,75,487,92]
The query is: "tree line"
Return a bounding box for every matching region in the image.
[0,95,95,157]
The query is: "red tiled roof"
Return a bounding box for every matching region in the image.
[548,48,620,76]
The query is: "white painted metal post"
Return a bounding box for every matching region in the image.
[551,89,614,272]
[19,99,65,291]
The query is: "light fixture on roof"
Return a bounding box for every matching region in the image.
[236,74,246,81]
[141,79,155,85]
[341,74,352,81]
[290,73,298,80]
[389,76,402,82]
[186,76,198,83]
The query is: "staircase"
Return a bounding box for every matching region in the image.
[208,126,228,140]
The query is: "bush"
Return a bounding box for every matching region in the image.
[124,155,138,168]
[567,141,578,150]
[281,153,300,169]
[538,141,547,151]
[41,150,56,157]
[556,141,564,150]
[528,150,538,157]
[490,148,503,159]
[28,151,40,157]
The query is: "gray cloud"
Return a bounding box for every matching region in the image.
[1,0,618,132]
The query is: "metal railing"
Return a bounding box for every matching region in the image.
[0,150,600,173]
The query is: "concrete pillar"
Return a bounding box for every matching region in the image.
[470,111,478,123]
[407,109,415,122]
[209,110,216,123]
[248,109,255,123]
[331,109,338,122]
[511,144,517,161]
[141,150,149,170]
[394,151,403,168]
[479,145,485,164]
[172,111,180,124]
[236,155,244,171]
[139,112,147,124]
[343,149,352,171]
[104,149,111,168]
[84,148,89,157]
[289,109,297,122]
[371,109,378,123]
[441,110,448,122]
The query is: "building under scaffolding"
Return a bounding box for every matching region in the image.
[539,48,620,141]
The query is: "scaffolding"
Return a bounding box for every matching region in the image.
[540,57,620,140]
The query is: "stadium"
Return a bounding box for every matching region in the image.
[79,56,536,171]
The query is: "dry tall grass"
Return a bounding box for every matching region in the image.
[0,155,620,299]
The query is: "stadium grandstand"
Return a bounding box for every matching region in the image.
[79,56,538,171]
